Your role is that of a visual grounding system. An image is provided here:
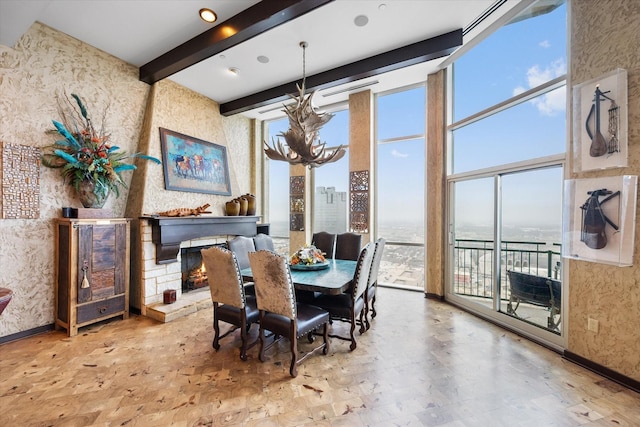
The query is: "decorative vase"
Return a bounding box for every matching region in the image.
[77,180,109,209]
[225,199,240,216]
[237,197,248,215]
[244,193,256,216]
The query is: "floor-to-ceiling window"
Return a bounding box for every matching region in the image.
[447,1,566,347]
[312,107,349,234]
[376,85,426,290]
[264,117,291,255]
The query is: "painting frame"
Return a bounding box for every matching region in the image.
[572,68,628,172]
[159,128,232,196]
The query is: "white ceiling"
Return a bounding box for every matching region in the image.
[0,0,527,120]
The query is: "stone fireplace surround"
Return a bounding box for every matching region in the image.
[133,215,261,322]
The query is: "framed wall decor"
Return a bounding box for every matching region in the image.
[572,68,628,172]
[562,175,637,266]
[159,128,231,195]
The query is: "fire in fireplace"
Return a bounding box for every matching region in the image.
[180,244,226,292]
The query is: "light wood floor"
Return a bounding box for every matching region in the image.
[1,288,639,426]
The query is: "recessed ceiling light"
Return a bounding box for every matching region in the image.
[354,15,369,27]
[199,8,217,23]
[257,55,270,64]
[227,67,239,76]
[378,4,387,11]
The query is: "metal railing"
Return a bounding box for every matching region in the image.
[453,238,561,298]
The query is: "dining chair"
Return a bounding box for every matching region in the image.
[364,237,386,330]
[253,233,275,252]
[334,232,362,261]
[311,231,336,259]
[200,246,259,361]
[248,250,330,377]
[313,242,374,351]
[227,235,256,294]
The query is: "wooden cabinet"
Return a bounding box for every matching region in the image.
[55,218,130,336]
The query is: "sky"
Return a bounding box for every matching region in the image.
[267,2,567,234]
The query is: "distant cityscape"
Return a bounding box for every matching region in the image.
[269,187,561,292]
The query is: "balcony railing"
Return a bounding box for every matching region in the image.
[453,238,562,299]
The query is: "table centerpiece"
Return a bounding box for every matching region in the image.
[289,244,329,270]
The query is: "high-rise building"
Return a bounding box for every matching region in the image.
[314,186,347,233]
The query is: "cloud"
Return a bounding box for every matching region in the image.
[512,58,567,116]
[391,149,408,158]
[539,40,551,48]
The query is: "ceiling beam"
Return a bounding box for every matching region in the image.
[139,0,334,84]
[220,29,463,116]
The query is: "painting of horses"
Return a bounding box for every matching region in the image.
[159,128,232,196]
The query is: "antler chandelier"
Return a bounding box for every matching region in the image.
[263,41,345,168]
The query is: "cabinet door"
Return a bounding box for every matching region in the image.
[77,223,127,303]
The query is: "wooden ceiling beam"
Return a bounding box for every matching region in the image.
[219,29,463,116]
[139,0,334,84]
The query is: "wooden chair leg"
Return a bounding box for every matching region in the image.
[290,322,299,377]
[239,314,248,361]
[349,312,357,351]
[322,323,329,355]
[258,313,267,362]
[359,309,366,334]
[212,304,221,350]
[371,294,377,319]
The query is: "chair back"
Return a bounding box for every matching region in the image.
[312,231,336,259]
[253,233,275,251]
[201,246,245,308]
[335,232,362,261]
[249,250,296,320]
[368,238,386,287]
[351,242,374,300]
[226,235,256,270]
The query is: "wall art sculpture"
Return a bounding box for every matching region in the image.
[573,68,628,172]
[562,175,637,266]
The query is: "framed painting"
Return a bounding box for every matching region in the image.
[572,68,628,172]
[159,128,231,195]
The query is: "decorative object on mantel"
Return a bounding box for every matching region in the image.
[225,199,240,216]
[263,41,345,168]
[224,194,257,216]
[237,196,248,215]
[1,142,40,219]
[154,203,211,217]
[42,93,161,208]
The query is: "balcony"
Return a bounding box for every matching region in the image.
[453,238,562,333]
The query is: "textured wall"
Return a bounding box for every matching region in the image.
[569,0,640,381]
[0,23,252,338]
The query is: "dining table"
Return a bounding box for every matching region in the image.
[241,258,357,296]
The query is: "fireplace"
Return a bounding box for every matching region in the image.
[181,244,225,292]
[132,216,264,323]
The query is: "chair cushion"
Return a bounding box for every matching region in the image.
[217,296,259,325]
[261,303,328,337]
[314,294,365,320]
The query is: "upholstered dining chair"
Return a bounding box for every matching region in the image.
[227,235,256,294]
[248,250,330,377]
[313,242,374,351]
[364,237,386,330]
[334,232,362,261]
[200,246,259,361]
[253,233,275,252]
[311,231,336,259]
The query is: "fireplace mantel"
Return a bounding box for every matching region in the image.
[142,215,260,264]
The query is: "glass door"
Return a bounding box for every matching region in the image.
[448,165,564,345]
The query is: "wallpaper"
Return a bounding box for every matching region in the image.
[0,22,252,338]
[569,0,640,381]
